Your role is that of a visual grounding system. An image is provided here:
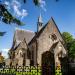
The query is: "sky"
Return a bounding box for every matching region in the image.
[0,0,75,58]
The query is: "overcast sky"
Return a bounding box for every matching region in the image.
[0,0,75,58]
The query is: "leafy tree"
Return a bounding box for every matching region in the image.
[33,0,59,6]
[0,0,59,36]
[0,52,4,63]
[0,4,23,25]
[62,32,74,52]
[69,39,75,59]
[62,32,73,44]
[62,32,75,59]
[0,0,42,25]
[0,4,24,36]
[33,0,39,6]
[0,52,5,68]
[61,32,75,74]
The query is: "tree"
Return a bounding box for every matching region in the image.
[62,32,74,52]
[0,4,23,25]
[61,32,75,74]
[0,4,24,36]
[0,0,59,36]
[0,52,5,68]
[62,32,73,44]
[69,39,75,59]
[33,0,59,6]
[0,0,59,23]
[62,32,75,59]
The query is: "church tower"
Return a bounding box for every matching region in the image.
[37,14,43,32]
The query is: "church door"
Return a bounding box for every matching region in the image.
[42,51,55,75]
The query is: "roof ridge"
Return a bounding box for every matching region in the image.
[15,28,34,33]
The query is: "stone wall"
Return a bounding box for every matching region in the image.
[29,40,37,66]
[37,19,64,66]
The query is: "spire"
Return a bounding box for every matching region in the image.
[38,13,43,23]
[37,13,43,32]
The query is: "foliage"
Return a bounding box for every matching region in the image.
[0,0,59,36]
[24,0,59,6]
[0,4,24,36]
[69,39,75,58]
[62,32,75,59]
[0,54,4,63]
[24,0,26,3]
[62,32,73,44]
[0,32,6,36]
[55,69,62,75]
[0,4,23,26]
[33,0,39,6]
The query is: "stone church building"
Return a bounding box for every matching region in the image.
[7,15,67,69]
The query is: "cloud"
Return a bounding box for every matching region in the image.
[4,1,9,6]
[4,0,28,19]
[39,0,47,12]
[1,49,9,59]
[12,0,28,19]
[4,1,10,10]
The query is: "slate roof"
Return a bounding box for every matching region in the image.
[14,28,35,44]
[10,28,35,50]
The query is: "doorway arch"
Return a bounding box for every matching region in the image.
[41,51,55,75]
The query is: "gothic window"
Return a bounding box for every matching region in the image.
[51,34,57,41]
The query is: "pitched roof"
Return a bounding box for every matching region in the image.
[15,28,35,43]
[10,28,35,50]
[28,17,64,45]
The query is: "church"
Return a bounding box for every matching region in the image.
[7,15,67,70]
